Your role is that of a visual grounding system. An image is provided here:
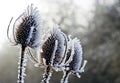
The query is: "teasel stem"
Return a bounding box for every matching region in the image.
[41,66,52,83]
[61,71,71,83]
[18,45,27,83]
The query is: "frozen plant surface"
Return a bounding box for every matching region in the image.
[7,3,87,83]
[36,25,87,83]
[39,25,68,83]
[61,38,87,83]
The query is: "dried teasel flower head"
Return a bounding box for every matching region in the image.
[40,25,67,66]
[7,4,42,83]
[69,38,84,75]
[14,4,41,48]
[39,25,68,83]
[61,37,87,83]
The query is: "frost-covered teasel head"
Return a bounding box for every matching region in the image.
[68,38,87,77]
[61,38,87,83]
[7,4,42,83]
[40,25,67,66]
[15,4,41,48]
[40,25,68,83]
[69,38,83,75]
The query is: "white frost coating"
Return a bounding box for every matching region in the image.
[17,53,27,83]
[73,38,83,57]
[42,58,47,66]
[52,25,66,65]
[60,35,72,66]
[65,39,74,65]
[29,5,42,48]
[50,40,58,66]
[27,26,34,44]
[75,73,81,78]
[79,60,87,73]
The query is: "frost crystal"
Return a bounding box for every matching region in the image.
[39,25,68,83]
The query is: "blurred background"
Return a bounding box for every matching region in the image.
[0,0,120,83]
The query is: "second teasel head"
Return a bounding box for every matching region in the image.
[15,4,41,48]
[40,25,68,66]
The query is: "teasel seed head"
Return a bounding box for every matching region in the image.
[69,38,83,73]
[7,4,42,83]
[15,4,41,48]
[40,25,67,67]
[61,37,87,83]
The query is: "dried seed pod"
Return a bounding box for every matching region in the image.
[69,38,83,74]
[40,25,67,66]
[15,4,41,48]
[61,38,87,83]
[40,25,68,83]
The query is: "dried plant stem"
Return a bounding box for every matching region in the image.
[42,66,52,83]
[18,45,27,83]
[61,71,71,83]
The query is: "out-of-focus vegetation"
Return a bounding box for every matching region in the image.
[0,0,120,83]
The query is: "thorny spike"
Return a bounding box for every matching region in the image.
[52,26,67,66]
[7,4,87,83]
[15,4,41,48]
